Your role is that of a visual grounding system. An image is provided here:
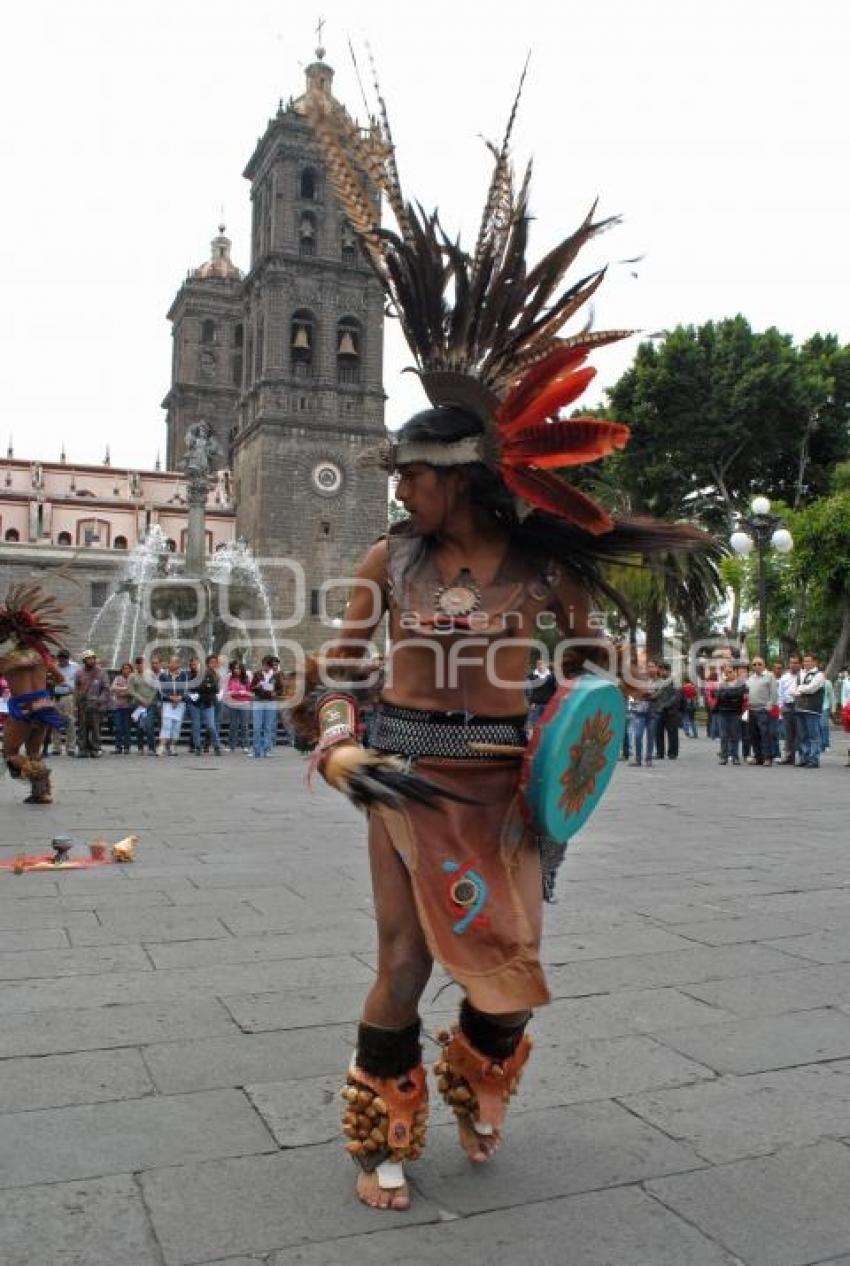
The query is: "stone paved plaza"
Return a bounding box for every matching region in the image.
[0,734,849,1266]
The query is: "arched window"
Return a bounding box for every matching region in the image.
[201,319,216,344]
[299,211,317,257]
[113,535,128,550]
[4,527,20,542]
[76,517,110,547]
[341,221,357,265]
[57,530,72,546]
[231,354,243,387]
[291,309,316,379]
[300,167,317,200]
[233,323,244,348]
[337,317,361,385]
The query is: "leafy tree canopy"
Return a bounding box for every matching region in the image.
[606,317,850,529]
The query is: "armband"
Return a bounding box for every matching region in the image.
[318,693,359,749]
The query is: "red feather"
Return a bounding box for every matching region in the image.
[504,419,630,468]
[499,346,590,424]
[499,366,597,439]
[500,466,614,534]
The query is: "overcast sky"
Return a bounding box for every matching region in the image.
[1,0,846,470]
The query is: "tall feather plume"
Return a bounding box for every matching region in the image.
[366,43,413,246]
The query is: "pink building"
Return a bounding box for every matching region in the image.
[0,454,235,553]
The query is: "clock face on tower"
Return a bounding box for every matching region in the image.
[311,460,343,496]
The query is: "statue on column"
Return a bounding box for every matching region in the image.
[182,421,221,502]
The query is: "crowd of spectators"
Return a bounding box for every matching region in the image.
[0,650,292,759]
[702,652,848,770]
[524,653,850,772]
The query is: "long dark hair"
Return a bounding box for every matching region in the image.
[391,407,710,605]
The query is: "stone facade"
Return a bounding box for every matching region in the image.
[0,459,236,655]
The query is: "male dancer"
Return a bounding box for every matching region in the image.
[299,77,708,1210]
[0,585,68,804]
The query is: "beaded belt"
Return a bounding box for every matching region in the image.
[369,703,527,761]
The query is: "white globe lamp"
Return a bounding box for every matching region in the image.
[730,530,754,556]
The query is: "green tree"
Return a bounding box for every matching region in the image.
[607,318,850,527]
[785,493,850,675]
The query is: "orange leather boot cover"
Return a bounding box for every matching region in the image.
[434,1027,533,1131]
[340,1064,428,1168]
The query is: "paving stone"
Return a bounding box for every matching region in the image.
[519,1033,714,1109]
[655,1008,850,1074]
[0,906,99,932]
[221,983,369,1032]
[268,1185,737,1265]
[528,987,732,1044]
[622,1065,850,1163]
[0,1088,274,1187]
[144,1026,351,1093]
[667,914,818,945]
[543,924,699,963]
[0,1048,152,1112]
[56,888,177,911]
[647,1140,850,1266]
[0,997,235,1057]
[140,1147,442,1263]
[681,963,850,1017]
[0,955,374,1018]
[70,909,234,943]
[0,1173,162,1266]
[0,927,68,951]
[413,1099,703,1215]
[763,929,850,965]
[0,942,152,981]
[544,941,803,999]
[194,1260,265,1266]
[146,922,377,969]
[245,1075,342,1147]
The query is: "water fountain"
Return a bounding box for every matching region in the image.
[86,425,277,666]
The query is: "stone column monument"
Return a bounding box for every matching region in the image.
[181,421,220,577]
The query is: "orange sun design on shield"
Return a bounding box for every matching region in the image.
[559,709,615,817]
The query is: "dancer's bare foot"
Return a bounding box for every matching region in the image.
[355,1168,411,1210]
[456,1114,501,1163]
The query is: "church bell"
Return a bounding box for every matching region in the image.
[292,325,311,350]
[338,331,357,356]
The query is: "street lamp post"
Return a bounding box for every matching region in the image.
[730,495,793,662]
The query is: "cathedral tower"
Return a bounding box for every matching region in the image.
[162,226,244,471]
[231,51,387,646]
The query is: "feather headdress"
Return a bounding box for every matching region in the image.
[0,584,68,662]
[305,68,634,534]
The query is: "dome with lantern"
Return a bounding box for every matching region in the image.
[193,225,244,282]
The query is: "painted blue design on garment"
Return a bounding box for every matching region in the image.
[442,858,489,935]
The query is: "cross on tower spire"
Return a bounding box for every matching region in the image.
[315,16,326,60]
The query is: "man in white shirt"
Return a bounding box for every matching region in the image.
[778,654,801,765]
[50,649,80,755]
[792,653,826,768]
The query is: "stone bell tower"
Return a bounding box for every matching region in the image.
[230,46,388,648]
[163,226,244,472]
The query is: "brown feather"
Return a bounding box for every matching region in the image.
[504,419,630,467]
[500,467,614,534]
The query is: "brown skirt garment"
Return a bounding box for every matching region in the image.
[369,757,550,1014]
